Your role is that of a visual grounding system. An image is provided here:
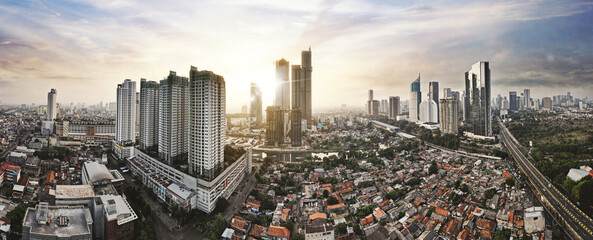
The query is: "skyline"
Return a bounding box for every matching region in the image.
[1,0,593,112]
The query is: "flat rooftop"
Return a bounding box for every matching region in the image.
[99,195,138,225]
[55,185,95,199]
[23,205,92,237]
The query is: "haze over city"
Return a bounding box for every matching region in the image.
[1,0,593,112]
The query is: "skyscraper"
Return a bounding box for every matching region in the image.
[266,106,285,146]
[443,88,452,99]
[409,74,421,122]
[136,91,140,137]
[250,82,262,125]
[47,89,57,121]
[429,81,439,119]
[139,79,159,150]
[291,48,313,128]
[159,71,189,164]
[389,96,400,120]
[275,58,290,110]
[381,99,388,113]
[509,91,517,111]
[188,66,225,180]
[464,61,492,136]
[495,94,502,110]
[439,98,458,135]
[290,108,302,147]
[543,97,553,110]
[524,89,531,109]
[116,79,137,143]
[419,98,438,123]
[366,90,374,115]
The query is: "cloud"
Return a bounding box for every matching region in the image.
[0,0,592,108]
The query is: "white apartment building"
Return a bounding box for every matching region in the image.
[188,66,226,180]
[158,72,189,164]
[116,79,136,143]
[139,79,159,150]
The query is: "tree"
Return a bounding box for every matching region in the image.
[335,223,348,235]
[292,233,305,240]
[449,192,462,205]
[454,179,461,189]
[327,196,339,205]
[323,189,329,198]
[484,189,496,200]
[461,184,469,193]
[7,204,28,240]
[214,197,229,214]
[429,161,438,175]
[493,228,511,240]
[284,220,295,232]
[406,177,421,186]
[505,178,515,187]
[386,189,404,201]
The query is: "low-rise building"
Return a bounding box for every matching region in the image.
[305,222,334,240]
[524,207,545,234]
[22,203,93,240]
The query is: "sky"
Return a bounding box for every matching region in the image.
[1,0,593,112]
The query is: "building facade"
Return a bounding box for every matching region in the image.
[509,91,517,111]
[419,98,438,123]
[409,74,421,122]
[429,81,439,119]
[290,108,302,147]
[266,106,285,146]
[464,62,492,136]
[523,89,531,109]
[47,89,57,121]
[159,71,189,164]
[542,97,553,110]
[292,48,313,128]
[250,82,263,125]
[188,66,226,180]
[389,96,400,120]
[116,80,136,143]
[139,79,159,150]
[439,98,458,134]
[275,58,290,110]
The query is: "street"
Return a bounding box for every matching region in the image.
[123,170,258,240]
[500,121,593,239]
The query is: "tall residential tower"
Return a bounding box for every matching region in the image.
[47,89,57,121]
[116,80,137,143]
[158,71,189,164]
[139,79,159,150]
[188,66,226,180]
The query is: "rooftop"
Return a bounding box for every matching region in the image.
[55,185,94,199]
[84,162,114,184]
[305,223,334,234]
[23,204,93,238]
[99,195,137,225]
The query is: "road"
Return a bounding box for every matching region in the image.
[123,170,258,240]
[499,120,593,239]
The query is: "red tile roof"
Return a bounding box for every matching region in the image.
[308,212,327,222]
[268,226,290,238]
[457,228,470,240]
[476,218,494,230]
[435,207,449,217]
[361,214,374,226]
